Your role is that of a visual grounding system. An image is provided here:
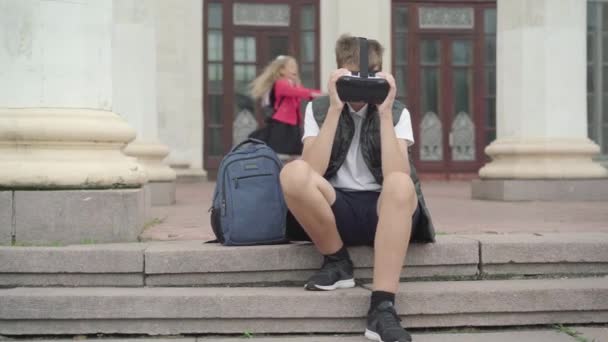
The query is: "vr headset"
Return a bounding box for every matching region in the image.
[336,37,389,104]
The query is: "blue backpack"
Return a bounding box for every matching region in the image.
[210,138,288,246]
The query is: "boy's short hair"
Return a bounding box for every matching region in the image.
[335,34,384,72]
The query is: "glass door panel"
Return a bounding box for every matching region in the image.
[267,35,289,64]
[233,36,258,146]
[450,40,475,161]
[419,39,443,162]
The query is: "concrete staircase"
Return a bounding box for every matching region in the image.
[1,233,607,336]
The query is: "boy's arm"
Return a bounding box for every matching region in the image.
[301,69,350,175]
[377,73,410,176]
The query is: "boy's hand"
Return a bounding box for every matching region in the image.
[376,72,397,118]
[328,68,350,112]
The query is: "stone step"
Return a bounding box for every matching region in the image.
[1,277,606,335]
[6,328,600,342]
[1,233,607,287]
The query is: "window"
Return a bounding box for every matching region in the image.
[300,4,317,88]
[483,8,497,144]
[206,2,224,157]
[393,4,409,104]
[588,0,608,159]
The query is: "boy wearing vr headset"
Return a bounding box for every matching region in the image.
[281,34,435,342]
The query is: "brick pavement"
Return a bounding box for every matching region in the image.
[140,181,608,241]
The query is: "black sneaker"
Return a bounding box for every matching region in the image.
[365,301,412,342]
[304,254,355,291]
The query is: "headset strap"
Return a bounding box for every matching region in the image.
[359,37,368,78]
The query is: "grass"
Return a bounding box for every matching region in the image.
[242,331,254,338]
[143,217,166,230]
[553,324,595,342]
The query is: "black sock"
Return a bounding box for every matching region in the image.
[370,291,395,311]
[325,245,350,261]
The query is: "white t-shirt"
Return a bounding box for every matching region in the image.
[302,103,414,192]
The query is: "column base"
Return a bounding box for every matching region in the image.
[479,138,608,179]
[124,140,177,205]
[171,164,207,183]
[146,181,177,206]
[4,189,146,245]
[472,179,608,201]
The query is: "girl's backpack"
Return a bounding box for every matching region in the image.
[209,138,287,245]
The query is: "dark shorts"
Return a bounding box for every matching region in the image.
[286,188,421,246]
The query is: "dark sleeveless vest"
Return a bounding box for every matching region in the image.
[311,96,435,243]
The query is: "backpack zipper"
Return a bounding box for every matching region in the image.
[233,173,273,189]
[219,155,282,216]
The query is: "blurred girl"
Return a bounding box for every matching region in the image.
[249,56,321,156]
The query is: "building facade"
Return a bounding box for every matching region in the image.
[201,0,607,178]
[1,0,606,181]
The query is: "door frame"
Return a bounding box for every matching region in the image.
[203,0,320,177]
[392,0,495,175]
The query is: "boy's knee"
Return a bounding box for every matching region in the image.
[280,160,313,196]
[382,172,416,208]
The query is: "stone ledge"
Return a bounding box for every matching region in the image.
[3,313,607,336]
[0,243,146,273]
[0,277,605,335]
[144,236,479,272]
[13,189,146,245]
[0,330,578,342]
[472,179,608,201]
[2,234,608,287]
[0,274,143,287]
[470,233,608,276]
[145,265,479,287]
[0,243,146,287]
[0,192,11,245]
[144,236,479,285]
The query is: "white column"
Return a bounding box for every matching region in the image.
[320,0,392,92]
[0,0,147,244]
[0,0,145,188]
[154,0,205,182]
[473,0,608,201]
[112,0,177,205]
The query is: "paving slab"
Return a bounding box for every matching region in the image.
[149,181,176,206]
[7,331,577,342]
[473,233,608,276]
[142,182,608,242]
[573,326,608,341]
[144,236,479,286]
[1,277,606,335]
[14,189,146,244]
[0,192,11,245]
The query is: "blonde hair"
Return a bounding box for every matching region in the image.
[335,34,384,71]
[250,55,299,99]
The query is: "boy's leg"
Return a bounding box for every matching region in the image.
[280,160,355,291]
[365,172,417,342]
[373,171,417,293]
[280,160,342,254]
